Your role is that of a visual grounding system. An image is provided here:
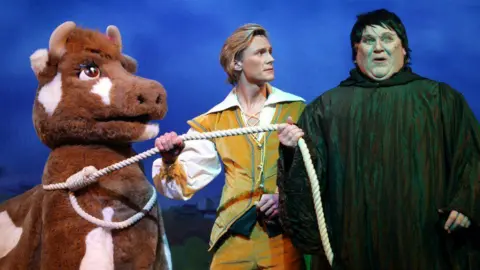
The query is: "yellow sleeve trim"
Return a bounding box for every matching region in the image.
[153,161,196,198]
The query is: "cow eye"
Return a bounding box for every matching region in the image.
[78,63,101,80]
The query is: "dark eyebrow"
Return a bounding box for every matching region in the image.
[381,33,395,37]
[362,32,395,39]
[86,48,113,60]
[87,48,101,54]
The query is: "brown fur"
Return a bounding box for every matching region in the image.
[0,22,171,269]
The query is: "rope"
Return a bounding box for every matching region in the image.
[68,185,157,229]
[42,124,334,266]
[298,139,333,265]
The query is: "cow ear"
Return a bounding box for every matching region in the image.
[30,49,49,77]
[122,54,137,74]
[30,21,75,78]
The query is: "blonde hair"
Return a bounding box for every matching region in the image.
[219,23,269,85]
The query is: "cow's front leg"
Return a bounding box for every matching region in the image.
[41,193,107,270]
[112,214,161,270]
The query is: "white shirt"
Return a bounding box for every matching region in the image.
[152,86,304,200]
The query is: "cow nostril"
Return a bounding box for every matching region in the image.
[137,95,145,104]
[156,95,162,104]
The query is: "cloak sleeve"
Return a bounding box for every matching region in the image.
[439,83,480,226]
[277,102,328,254]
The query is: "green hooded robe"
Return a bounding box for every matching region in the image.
[278,67,480,270]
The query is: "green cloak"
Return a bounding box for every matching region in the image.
[278,67,480,269]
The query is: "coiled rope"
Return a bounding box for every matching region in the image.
[42,124,333,265]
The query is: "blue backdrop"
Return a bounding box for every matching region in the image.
[0,0,479,211]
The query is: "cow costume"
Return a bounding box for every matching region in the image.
[0,21,172,269]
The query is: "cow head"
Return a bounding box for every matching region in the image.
[30,21,167,149]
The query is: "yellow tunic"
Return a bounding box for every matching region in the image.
[153,85,306,251]
[188,100,305,250]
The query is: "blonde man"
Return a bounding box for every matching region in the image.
[152,24,306,269]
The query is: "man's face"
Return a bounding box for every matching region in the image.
[236,35,275,84]
[355,25,406,81]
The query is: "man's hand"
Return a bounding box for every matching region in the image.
[256,194,279,220]
[154,132,185,164]
[439,209,471,233]
[278,116,304,148]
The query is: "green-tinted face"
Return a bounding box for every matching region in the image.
[355,25,406,81]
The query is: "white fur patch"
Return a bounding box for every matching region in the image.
[80,207,115,270]
[91,78,113,105]
[0,211,23,258]
[133,123,159,142]
[162,232,173,270]
[30,49,49,76]
[38,73,63,116]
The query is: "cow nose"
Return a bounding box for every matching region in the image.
[137,94,145,104]
[127,79,167,120]
[136,93,162,105]
[137,94,162,105]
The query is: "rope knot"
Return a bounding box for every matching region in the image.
[65,166,98,191]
